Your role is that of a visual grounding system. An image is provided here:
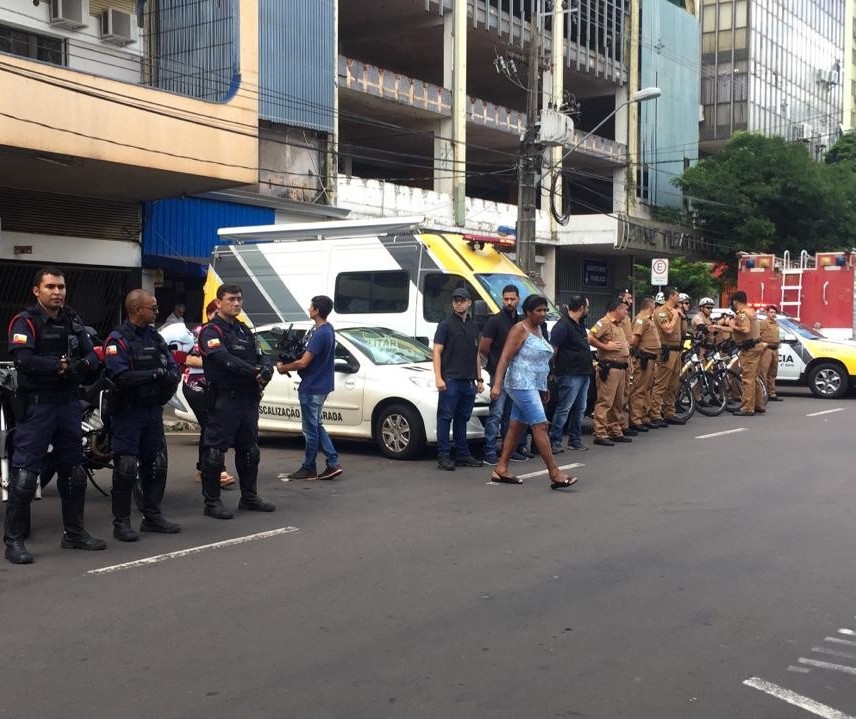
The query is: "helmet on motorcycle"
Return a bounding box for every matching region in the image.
[678,292,691,303]
[699,297,715,308]
[654,291,665,305]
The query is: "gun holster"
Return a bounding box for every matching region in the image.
[598,362,612,382]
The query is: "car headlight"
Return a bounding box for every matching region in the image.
[408,376,437,391]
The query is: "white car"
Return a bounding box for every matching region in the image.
[173,322,490,460]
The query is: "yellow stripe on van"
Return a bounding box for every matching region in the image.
[419,232,526,313]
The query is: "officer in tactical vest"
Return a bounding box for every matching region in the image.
[198,284,275,519]
[4,266,107,564]
[103,290,182,542]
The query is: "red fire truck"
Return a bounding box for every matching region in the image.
[736,250,856,341]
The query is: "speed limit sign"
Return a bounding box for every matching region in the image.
[651,258,669,286]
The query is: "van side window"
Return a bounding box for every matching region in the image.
[423,273,478,322]
[334,271,410,314]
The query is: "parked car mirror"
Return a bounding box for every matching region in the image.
[334,357,360,374]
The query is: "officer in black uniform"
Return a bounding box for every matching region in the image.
[198,284,275,519]
[103,289,182,542]
[4,266,107,564]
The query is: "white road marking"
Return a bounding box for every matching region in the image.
[485,463,585,485]
[806,408,846,417]
[826,636,856,647]
[743,677,855,719]
[798,658,856,676]
[788,666,812,674]
[87,527,299,575]
[838,628,856,636]
[813,646,856,660]
[694,427,748,440]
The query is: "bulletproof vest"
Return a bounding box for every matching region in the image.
[115,324,172,408]
[203,319,260,392]
[15,308,80,393]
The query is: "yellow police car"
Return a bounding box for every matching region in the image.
[776,317,856,399]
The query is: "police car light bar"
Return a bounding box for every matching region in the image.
[463,234,516,252]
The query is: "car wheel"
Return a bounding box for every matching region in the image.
[375,403,426,460]
[808,362,848,399]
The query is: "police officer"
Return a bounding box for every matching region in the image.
[628,296,661,432]
[649,287,686,426]
[588,299,631,446]
[103,290,182,542]
[725,290,767,416]
[4,266,106,564]
[758,305,782,401]
[198,284,275,519]
[616,289,637,437]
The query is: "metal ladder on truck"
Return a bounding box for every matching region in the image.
[779,250,811,320]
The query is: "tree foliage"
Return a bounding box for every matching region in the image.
[674,133,856,267]
[630,257,723,303]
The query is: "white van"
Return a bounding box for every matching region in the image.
[203,216,558,341]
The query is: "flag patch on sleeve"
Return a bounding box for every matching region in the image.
[11,333,28,344]
[206,338,221,348]
[106,345,119,356]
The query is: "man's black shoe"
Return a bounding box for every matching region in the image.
[437,454,456,471]
[731,410,755,416]
[754,408,766,414]
[664,417,686,425]
[239,497,276,512]
[623,428,639,437]
[113,518,139,542]
[455,455,483,468]
[4,540,33,565]
[629,425,649,432]
[609,435,633,443]
[203,501,234,520]
[593,438,615,446]
[769,396,783,401]
[141,516,182,534]
[61,532,107,551]
[650,420,669,428]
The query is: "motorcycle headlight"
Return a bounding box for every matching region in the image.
[408,376,437,391]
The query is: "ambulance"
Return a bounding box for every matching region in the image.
[201,215,559,342]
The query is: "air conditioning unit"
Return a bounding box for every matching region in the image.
[791,123,814,141]
[100,7,134,45]
[50,0,88,30]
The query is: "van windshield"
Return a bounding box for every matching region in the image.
[475,273,561,320]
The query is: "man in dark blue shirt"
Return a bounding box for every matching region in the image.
[104,289,181,542]
[549,294,592,452]
[278,295,343,481]
[432,287,484,471]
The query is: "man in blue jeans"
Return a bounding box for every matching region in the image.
[277,295,343,481]
[549,294,592,452]
[433,287,484,471]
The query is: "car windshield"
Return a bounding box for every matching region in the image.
[779,317,824,340]
[475,273,561,320]
[340,327,433,365]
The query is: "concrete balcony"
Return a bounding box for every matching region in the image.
[0,1,259,202]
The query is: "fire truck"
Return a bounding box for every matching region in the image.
[736,250,856,341]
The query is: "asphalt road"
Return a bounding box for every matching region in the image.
[2,386,856,719]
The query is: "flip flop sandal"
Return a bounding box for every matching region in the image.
[220,472,236,489]
[491,472,523,485]
[550,475,579,490]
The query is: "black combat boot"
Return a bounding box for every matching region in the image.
[111,455,139,542]
[59,467,107,551]
[201,447,233,520]
[236,444,275,512]
[139,454,181,534]
[4,469,38,564]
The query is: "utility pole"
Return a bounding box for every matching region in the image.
[516,4,542,284]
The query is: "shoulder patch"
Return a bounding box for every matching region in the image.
[105,344,119,356]
[635,319,643,325]
[11,333,28,344]
[590,325,599,335]
[206,337,221,348]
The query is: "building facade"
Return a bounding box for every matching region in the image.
[699,0,844,157]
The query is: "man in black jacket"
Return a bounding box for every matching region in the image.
[548,294,592,452]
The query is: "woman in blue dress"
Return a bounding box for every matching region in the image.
[490,295,578,489]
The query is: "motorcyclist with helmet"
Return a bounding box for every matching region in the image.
[4,266,107,565]
[103,289,182,542]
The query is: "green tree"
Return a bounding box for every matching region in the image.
[629,257,723,303]
[674,133,856,268]
[825,131,856,166]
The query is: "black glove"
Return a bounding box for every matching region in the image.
[66,358,90,383]
[258,365,274,383]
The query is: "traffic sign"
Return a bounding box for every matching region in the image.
[651,258,669,286]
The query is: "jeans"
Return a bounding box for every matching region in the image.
[436,378,476,456]
[483,384,507,457]
[549,374,591,445]
[298,393,340,471]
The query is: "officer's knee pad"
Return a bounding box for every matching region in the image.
[245,443,260,467]
[9,468,39,500]
[57,465,88,498]
[201,446,225,473]
[113,455,138,490]
[154,448,168,474]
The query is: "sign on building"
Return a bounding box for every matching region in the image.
[651,258,669,286]
[583,259,608,288]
